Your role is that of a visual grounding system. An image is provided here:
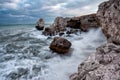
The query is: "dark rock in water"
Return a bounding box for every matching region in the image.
[7,68,29,80]
[50,37,71,53]
[35,18,44,30]
[42,27,55,36]
[42,17,72,36]
[36,26,44,30]
[42,14,100,36]
[59,31,64,36]
[66,29,79,34]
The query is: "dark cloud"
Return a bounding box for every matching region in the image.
[0,0,108,24]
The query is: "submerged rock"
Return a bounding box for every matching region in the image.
[35,18,44,30]
[49,37,71,53]
[7,68,29,80]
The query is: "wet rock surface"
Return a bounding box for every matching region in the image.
[97,0,120,45]
[71,0,120,80]
[70,43,120,80]
[35,18,44,30]
[42,14,100,36]
[67,14,100,32]
[50,37,72,53]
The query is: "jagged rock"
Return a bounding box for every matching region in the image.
[49,37,71,53]
[70,43,120,80]
[67,14,100,32]
[42,17,70,36]
[42,14,100,36]
[67,19,81,29]
[80,14,100,31]
[97,0,120,45]
[70,0,120,80]
[35,18,44,30]
[42,27,55,36]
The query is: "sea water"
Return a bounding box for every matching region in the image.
[0,24,106,80]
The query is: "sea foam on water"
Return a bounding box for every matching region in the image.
[0,25,106,80]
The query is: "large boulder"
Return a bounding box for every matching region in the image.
[35,18,44,30]
[97,0,120,44]
[70,0,120,80]
[50,37,71,53]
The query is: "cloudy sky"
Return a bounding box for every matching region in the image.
[0,0,108,24]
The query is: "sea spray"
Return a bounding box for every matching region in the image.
[0,25,106,80]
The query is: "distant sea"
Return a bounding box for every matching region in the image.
[0,24,106,80]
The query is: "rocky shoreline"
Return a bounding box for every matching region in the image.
[36,13,100,36]
[70,0,120,80]
[36,13,101,54]
[35,0,120,79]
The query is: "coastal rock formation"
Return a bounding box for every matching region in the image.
[42,14,100,36]
[51,17,70,32]
[70,0,120,80]
[42,17,70,36]
[35,18,44,30]
[42,27,55,36]
[67,14,100,32]
[97,0,120,44]
[49,37,71,53]
[70,43,120,80]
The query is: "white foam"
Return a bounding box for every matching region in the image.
[0,27,106,80]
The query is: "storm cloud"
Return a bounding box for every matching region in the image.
[0,0,108,24]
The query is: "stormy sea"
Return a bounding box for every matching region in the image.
[0,24,106,80]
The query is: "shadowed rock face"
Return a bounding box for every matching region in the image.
[42,14,100,36]
[49,37,71,53]
[97,0,120,45]
[42,27,55,36]
[35,19,44,30]
[70,0,120,80]
[67,14,100,32]
[42,17,70,36]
